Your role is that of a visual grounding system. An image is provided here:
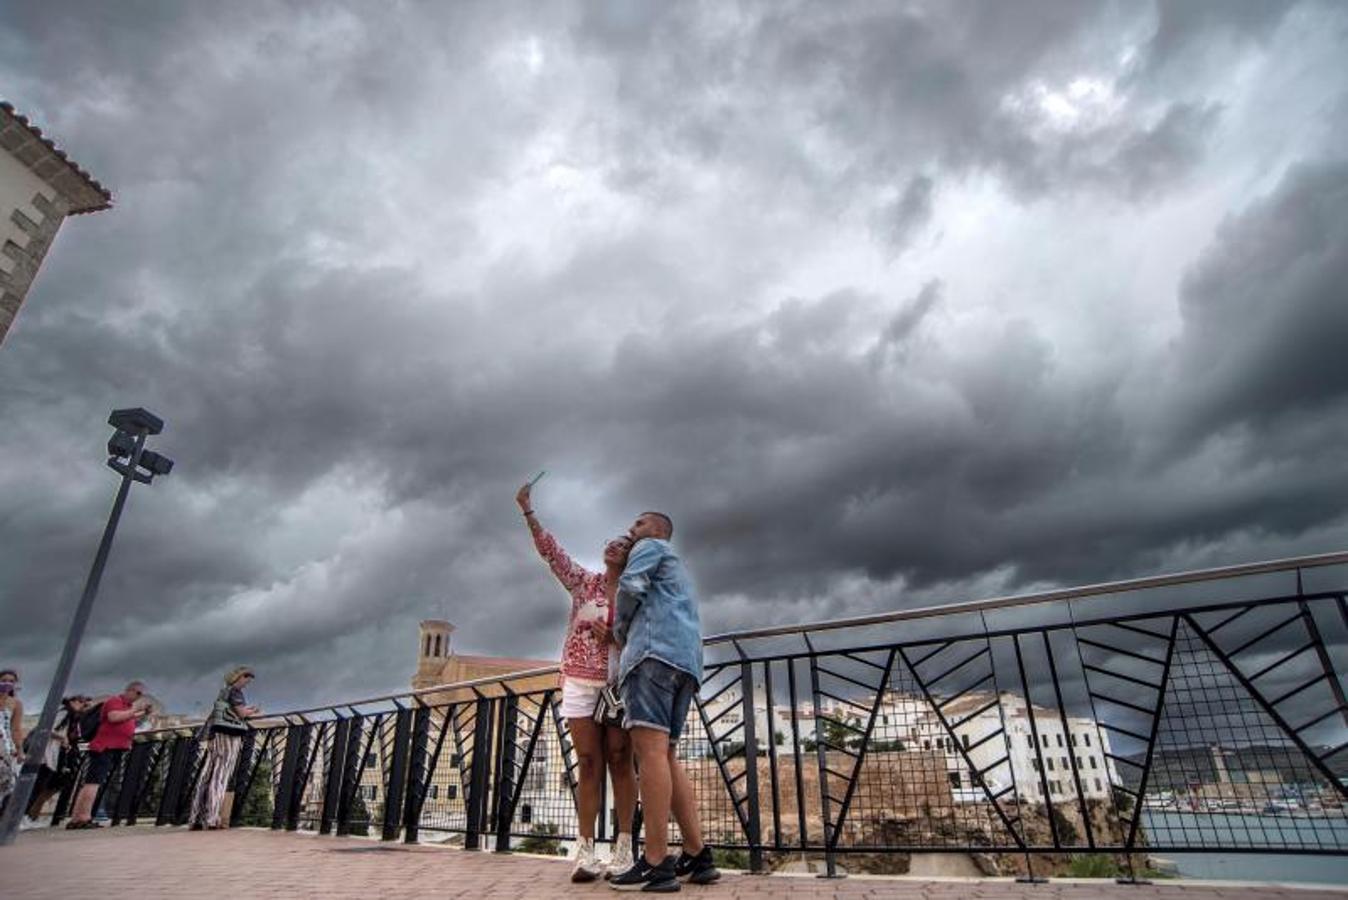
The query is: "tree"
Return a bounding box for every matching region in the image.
[822,715,861,751]
[348,791,371,836]
[236,756,274,827]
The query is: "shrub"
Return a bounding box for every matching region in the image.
[1067,854,1121,878]
[518,823,563,856]
[712,847,751,870]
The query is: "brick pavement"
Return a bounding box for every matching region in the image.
[3,828,1345,900]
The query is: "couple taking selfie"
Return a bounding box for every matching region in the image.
[517,478,718,893]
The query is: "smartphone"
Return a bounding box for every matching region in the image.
[527,470,547,488]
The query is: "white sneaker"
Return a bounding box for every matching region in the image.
[19,816,43,831]
[606,833,634,880]
[571,837,603,883]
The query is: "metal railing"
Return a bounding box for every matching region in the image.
[42,551,1348,879]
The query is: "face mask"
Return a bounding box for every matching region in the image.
[0,683,15,695]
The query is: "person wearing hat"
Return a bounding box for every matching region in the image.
[189,666,260,830]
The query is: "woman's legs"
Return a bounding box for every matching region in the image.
[190,734,241,828]
[603,724,636,835]
[567,717,605,840]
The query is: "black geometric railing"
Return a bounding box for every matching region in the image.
[42,551,1348,879]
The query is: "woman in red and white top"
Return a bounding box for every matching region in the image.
[517,481,636,883]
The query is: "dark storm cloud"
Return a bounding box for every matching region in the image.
[1,1,1346,714]
[571,1,1243,206]
[1173,160,1348,437]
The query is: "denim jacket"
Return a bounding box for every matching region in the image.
[613,538,704,686]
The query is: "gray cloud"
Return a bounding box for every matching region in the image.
[2,1,1347,714]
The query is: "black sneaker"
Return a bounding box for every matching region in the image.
[610,855,680,892]
[674,846,722,884]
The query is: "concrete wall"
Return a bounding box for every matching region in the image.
[0,149,69,343]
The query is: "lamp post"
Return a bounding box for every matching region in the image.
[0,408,174,845]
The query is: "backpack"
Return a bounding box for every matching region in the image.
[77,702,104,743]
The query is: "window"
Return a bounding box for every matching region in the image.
[361,785,378,801]
[1083,733,1091,747]
[1071,734,1078,747]
[423,635,431,657]
[1041,735,1049,748]
[923,739,931,751]
[427,785,439,800]
[1089,756,1097,769]
[1060,757,1068,770]
[1055,734,1063,748]
[1046,757,1055,771]
[450,753,460,766]
[365,752,377,768]
[521,804,532,824]
[961,734,970,750]
[447,785,458,800]
[882,715,889,725]
[1032,758,1041,771]
[948,771,962,788]
[1076,757,1083,768]
[1095,778,1103,792]
[1026,735,1034,749]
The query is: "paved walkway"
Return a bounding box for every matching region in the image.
[4,827,1345,900]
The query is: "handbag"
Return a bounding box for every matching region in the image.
[200,687,248,740]
[592,683,625,728]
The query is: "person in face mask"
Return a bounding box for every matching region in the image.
[189,666,260,830]
[0,670,23,813]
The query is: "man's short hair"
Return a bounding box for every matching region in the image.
[125,680,145,692]
[643,511,674,539]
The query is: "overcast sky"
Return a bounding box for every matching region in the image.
[2,1,1346,718]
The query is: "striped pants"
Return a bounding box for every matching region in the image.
[189,733,241,828]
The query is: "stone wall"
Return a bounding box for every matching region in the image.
[685,750,1136,877]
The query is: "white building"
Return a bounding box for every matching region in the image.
[0,102,111,345]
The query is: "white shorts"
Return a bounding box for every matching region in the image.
[560,679,604,720]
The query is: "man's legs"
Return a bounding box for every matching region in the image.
[69,783,97,824]
[667,744,703,855]
[630,726,673,865]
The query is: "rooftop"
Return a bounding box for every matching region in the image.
[0,101,113,214]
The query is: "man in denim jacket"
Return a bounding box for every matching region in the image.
[610,512,719,891]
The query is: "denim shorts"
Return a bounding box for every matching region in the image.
[621,657,697,742]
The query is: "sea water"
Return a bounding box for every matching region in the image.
[1140,810,1348,885]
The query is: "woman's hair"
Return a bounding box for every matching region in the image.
[0,669,18,680]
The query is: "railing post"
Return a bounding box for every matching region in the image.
[273,723,304,830]
[806,645,841,878]
[738,660,764,873]
[228,730,257,828]
[464,696,494,850]
[320,717,349,835]
[336,714,364,836]
[403,705,431,844]
[283,723,312,831]
[114,742,153,826]
[494,693,519,852]
[763,661,782,854]
[383,706,413,841]
[156,735,195,827]
[229,727,265,824]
